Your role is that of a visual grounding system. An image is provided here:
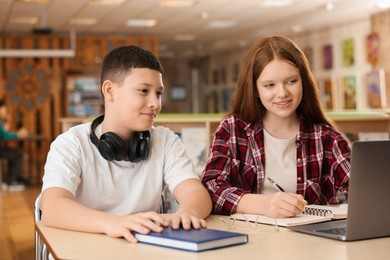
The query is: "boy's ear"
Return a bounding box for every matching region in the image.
[102,80,114,101]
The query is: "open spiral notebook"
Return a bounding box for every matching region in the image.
[230,204,348,227]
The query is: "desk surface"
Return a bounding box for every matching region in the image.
[35,215,390,260]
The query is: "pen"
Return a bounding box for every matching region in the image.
[267,177,285,192]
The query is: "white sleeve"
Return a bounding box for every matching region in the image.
[42,128,84,196]
[153,127,199,193]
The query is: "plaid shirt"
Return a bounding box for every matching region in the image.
[201,114,351,215]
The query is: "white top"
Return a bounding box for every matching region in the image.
[42,122,199,215]
[262,129,297,194]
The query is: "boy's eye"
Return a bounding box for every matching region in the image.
[138,88,164,97]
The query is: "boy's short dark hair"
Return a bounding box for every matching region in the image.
[100,45,164,86]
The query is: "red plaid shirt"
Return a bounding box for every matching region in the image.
[201,114,351,215]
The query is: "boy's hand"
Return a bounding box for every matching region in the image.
[168,211,207,230]
[104,211,169,243]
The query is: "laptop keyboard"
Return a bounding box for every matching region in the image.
[317,227,346,236]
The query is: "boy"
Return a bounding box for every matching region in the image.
[0,99,29,189]
[41,45,212,243]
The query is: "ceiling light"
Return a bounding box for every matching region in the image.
[160,0,195,7]
[0,30,76,57]
[0,49,75,57]
[375,0,390,9]
[126,19,157,27]
[89,0,126,5]
[70,18,97,25]
[209,20,236,29]
[261,0,294,7]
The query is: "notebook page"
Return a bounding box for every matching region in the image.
[230,213,332,227]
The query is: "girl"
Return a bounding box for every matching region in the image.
[201,35,350,218]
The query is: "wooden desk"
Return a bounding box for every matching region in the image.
[35,215,390,259]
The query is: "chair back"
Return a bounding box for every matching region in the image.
[35,193,48,260]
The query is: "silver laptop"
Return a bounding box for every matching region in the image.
[289,140,390,241]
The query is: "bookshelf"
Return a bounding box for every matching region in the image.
[66,76,103,117]
[327,111,390,140]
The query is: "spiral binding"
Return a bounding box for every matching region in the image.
[304,207,333,217]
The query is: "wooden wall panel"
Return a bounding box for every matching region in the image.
[0,34,158,183]
[65,35,158,71]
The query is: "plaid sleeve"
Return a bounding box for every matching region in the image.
[330,133,351,201]
[201,119,246,215]
[297,123,351,205]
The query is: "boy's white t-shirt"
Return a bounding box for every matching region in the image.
[42,122,199,215]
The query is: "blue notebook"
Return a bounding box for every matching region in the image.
[135,227,248,252]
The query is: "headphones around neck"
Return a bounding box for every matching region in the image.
[89,115,150,162]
